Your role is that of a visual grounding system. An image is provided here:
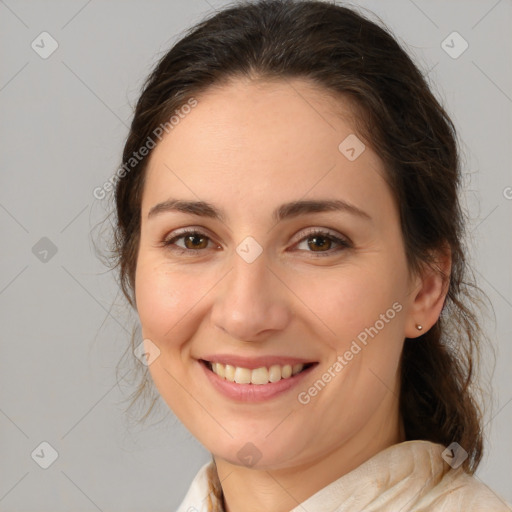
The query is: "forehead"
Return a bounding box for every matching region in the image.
[147,77,365,165]
[142,77,392,222]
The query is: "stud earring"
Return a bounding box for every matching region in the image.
[416,324,423,331]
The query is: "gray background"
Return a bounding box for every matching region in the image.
[1,0,511,510]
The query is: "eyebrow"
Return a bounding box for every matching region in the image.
[147,198,372,223]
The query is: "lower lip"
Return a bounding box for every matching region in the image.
[200,361,316,403]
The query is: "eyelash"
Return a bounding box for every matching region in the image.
[161,228,352,257]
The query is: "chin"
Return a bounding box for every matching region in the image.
[206,433,309,471]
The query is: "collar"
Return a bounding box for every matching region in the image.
[176,440,511,512]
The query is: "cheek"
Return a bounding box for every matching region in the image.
[295,263,405,347]
[135,260,193,341]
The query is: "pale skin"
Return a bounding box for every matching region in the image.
[134,77,451,511]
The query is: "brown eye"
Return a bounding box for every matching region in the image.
[307,234,333,252]
[182,233,209,250]
[295,229,351,257]
[163,229,214,254]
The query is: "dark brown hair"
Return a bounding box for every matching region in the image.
[110,0,491,476]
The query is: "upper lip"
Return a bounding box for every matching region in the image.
[199,354,317,370]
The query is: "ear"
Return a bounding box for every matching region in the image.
[404,244,452,339]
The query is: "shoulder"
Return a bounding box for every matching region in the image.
[388,441,511,511]
[415,467,512,511]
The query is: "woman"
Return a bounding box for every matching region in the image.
[110,0,511,510]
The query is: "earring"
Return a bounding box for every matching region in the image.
[416,324,423,331]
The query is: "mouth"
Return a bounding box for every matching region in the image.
[200,359,317,385]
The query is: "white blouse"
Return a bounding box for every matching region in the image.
[176,440,511,511]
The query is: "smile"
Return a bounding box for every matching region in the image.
[204,360,314,385]
[199,358,318,402]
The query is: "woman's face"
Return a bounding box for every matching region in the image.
[135,78,421,470]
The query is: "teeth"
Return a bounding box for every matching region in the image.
[251,367,269,385]
[225,364,235,382]
[209,362,305,384]
[269,365,282,383]
[234,367,251,384]
[292,363,303,375]
[214,362,225,378]
[282,364,292,379]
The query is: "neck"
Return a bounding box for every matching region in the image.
[215,397,405,512]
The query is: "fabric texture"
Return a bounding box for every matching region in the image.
[176,440,511,512]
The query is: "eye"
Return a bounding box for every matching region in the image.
[162,229,217,255]
[161,227,351,257]
[293,229,351,257]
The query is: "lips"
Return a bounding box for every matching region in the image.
[199,357,318,402]
[201,356,315,386]
[200,354,315,370]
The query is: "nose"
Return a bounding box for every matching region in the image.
[210,250,292,342]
